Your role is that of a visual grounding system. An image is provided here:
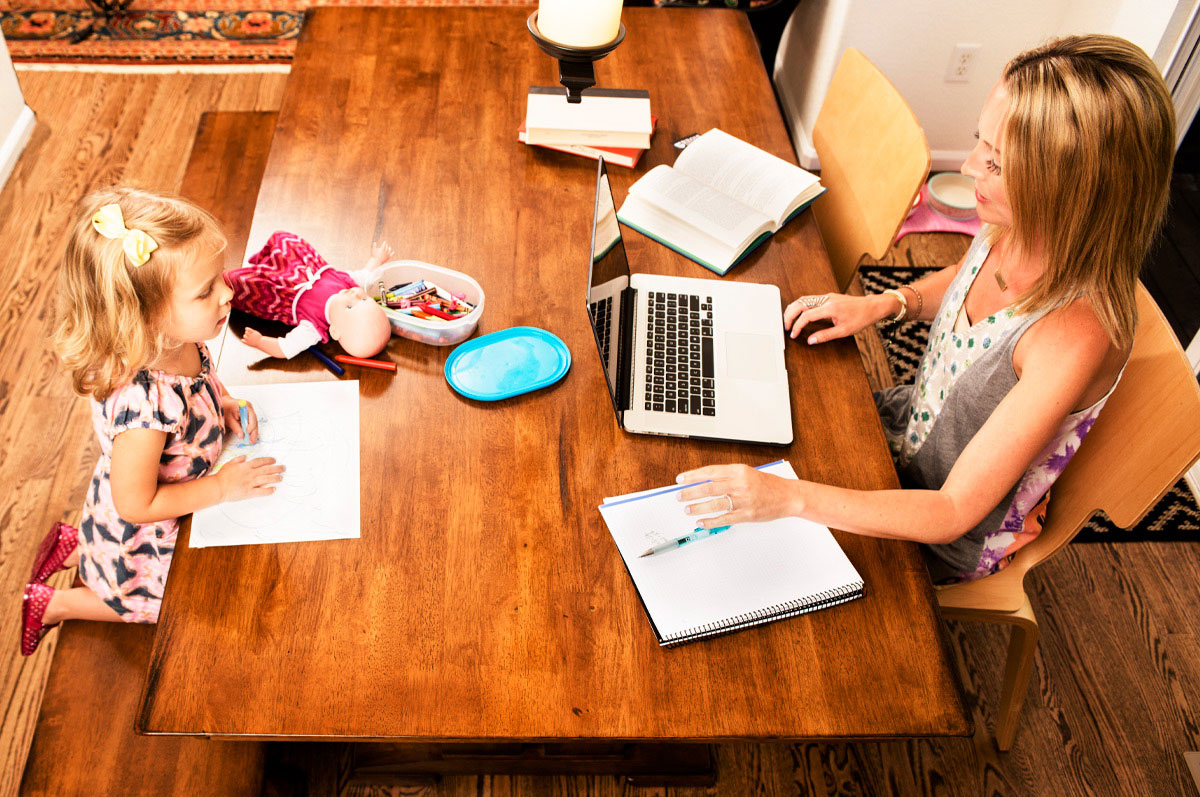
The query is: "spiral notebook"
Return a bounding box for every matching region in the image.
[599,460,864,646]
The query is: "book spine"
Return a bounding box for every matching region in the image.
[661,582,866,647]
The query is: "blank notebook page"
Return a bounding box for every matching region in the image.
[599,460,863,644]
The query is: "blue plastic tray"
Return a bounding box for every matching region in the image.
[444,326,571,401]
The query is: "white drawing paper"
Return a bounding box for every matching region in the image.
[190,380,360,548]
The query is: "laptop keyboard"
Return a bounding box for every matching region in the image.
[588,297,613,364]
[644,291,715,415]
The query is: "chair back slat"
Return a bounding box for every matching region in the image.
[812,48,930,292]
[1010,284,1200,572]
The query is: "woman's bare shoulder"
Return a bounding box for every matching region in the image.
[1017,297,1128,405]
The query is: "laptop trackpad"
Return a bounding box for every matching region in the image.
[725,332,778,381]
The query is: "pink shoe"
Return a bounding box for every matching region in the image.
[21,582,57,656]
[30,522,78,584]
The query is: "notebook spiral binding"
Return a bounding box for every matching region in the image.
[661,581,865,647]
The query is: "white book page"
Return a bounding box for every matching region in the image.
[617,193,739,272]
[627,165,772,251]
[675,129,822,225]
[190,380,361,548]
[598,461,863,641]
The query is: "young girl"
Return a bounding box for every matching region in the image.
[21,187,285,656]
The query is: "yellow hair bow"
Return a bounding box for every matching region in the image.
[92,203,158,267]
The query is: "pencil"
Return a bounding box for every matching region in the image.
[334,354,397,372]
[307,346,345,376]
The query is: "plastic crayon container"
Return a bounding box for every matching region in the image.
[369,260,485,346]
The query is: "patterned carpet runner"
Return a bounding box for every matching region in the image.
[860,265,1200,542]
[1,1,535,65]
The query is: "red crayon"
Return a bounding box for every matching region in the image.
[417,302,458,321]
[333,355,398,372]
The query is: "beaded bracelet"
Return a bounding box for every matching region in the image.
[904,283,924,320]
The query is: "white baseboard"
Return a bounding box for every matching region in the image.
[1186,465,1200,505]
[930,150,971,173]
[0,104,35,193]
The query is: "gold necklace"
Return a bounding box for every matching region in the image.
[994,268,1007,292]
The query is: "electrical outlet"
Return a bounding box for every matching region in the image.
[945,44,981,83]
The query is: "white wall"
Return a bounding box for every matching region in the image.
[775,0,1198,171]
[0,30,34,192]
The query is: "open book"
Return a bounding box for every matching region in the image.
[599,460,864,647]
[616,128,825,275]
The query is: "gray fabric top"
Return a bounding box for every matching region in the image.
[874,237,1050,580]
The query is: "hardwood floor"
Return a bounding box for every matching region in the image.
[2,71,1198,797]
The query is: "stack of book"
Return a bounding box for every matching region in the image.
[521,86,655,168]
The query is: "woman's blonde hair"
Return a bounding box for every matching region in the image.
[998,34,1175,346]
[53,187,226,400]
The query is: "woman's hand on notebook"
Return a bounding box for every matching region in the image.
[674,464,799,528]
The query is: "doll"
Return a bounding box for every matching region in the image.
[225,231,394,359]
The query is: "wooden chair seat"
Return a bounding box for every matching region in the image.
[21,111,277,796]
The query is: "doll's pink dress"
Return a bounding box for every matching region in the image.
[224,231,358,355]
[76,343,226,623]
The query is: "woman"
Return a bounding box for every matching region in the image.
[675,35,1175,583]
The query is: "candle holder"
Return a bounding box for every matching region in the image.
[527,11,626,104]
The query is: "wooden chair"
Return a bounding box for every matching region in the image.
[937,285,1200,751]
[811,48,930,291]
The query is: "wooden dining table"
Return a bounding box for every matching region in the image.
[136,6,969,783]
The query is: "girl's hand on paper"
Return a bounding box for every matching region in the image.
[783,293,885,345]
[675,464,799,528]
[215,455,285,503]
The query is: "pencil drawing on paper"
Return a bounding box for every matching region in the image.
[190,380,361,548]
[212,410,340,538]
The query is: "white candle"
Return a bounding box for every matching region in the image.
[538,0,622,48]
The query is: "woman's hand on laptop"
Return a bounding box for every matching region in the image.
[674,464,799,528]
[784,293,894,345]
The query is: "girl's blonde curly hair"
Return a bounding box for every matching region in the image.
[53,187,226,400]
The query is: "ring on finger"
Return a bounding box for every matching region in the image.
[800,294,829,309]
[722,495,734,512]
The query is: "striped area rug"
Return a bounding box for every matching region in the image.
[860,265,1200,543]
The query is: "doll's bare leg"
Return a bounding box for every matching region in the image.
[42,587,122,624]
[62,549,80,569]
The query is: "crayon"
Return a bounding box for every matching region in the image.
[237,400,249,446]
[334,354,398,372]
[417,303,457,321]
[307,345,345,376]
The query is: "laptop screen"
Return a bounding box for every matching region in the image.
[587,159,633,417]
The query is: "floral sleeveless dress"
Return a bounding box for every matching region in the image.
[876,231,1123,583]
[77,344,226,623]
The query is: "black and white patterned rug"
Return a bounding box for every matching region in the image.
[859,265,1200,542]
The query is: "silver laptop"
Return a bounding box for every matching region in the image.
[587,159,793,445]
